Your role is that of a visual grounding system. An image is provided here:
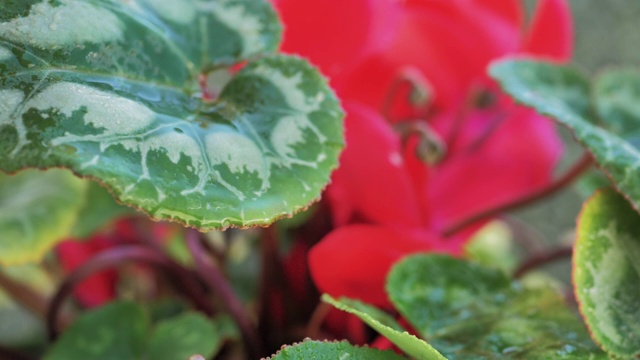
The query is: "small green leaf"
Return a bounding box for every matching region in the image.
[44,301,230,360]
[147,313,224,360]
[490,60,640,215]
[387,255,606,359]
[44,302,147,360]
[0,169,86,265]
[322,295,446,360]
[267,339,407,360]
[464,221,518,274]
[575,188,640,358]
[0,1,344,231]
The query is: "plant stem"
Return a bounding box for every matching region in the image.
[127,219,215,316]
[0,345,35,360]
[381,66,432,121]
[0,271,47,320]
[47,245,210,340]
[514,246,574,279]
[185,229,263,360]
[305,302,331,339]
[443,153,593,237]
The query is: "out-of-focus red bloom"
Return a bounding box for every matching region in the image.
[57,235,117,308]
[272,0,573,308]
[56,219,176,308]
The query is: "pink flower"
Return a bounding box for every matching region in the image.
[272,0,573,307]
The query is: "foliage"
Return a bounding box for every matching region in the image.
[1,1,640,360]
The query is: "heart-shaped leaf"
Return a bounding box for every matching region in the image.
[489,60,640,215]
[0,0,344,230]
[323,295,446,360]
[45,301,231,360]
[147,313,222,360]
[44,302,147,360]
[387,255,607,359]
[266,339,407,360]
[574,188,640,358]
[0,169,86,265]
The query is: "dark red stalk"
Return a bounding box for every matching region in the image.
[47,245,211,340]
[443,153,593,237]
[305,302,332,340]
[185,229,263,360]
[0,345,35,360]
[514,246,573,279]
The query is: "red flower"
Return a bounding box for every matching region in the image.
[272,0,573,307]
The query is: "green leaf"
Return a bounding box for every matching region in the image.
[387,255,606,359]
[45,301,230,360]
[464,221,518,274]
[575,188,640,358]
[489,60,640,215]
[0,1,344,230]
[266,339,408,360]
[0,169,86,265]
[147,313,223,360]
[44,302,147,360]
[322,295,446,360]
[594,70,640,147]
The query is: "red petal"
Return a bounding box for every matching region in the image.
[309,225,437,307]
[472,0,523,28]
[57,237,117,307]
[271,0,400,81]
[327,102,424,227]
[340,1,521,114]
[522,0,573,60]
[428,104,562,231]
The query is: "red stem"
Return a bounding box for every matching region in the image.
[46,246,211,340]
[514,246,574,279]
[185,229,263,360]
[0,345,35,360]
[443,153,593,237]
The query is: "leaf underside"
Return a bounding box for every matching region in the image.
[0,0,344,231]
[575,188,640,358]
[323,295,447,360]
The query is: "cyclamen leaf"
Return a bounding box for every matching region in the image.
[594,70,640,148]
[489,60,640,215]
[387,255,607,359]
[45,302,230,360]
[0,0,344,230]
[322,295,447,360]
[0,169,86,265]
[147,313,224,360]
[266,339,407,360]
[575,188,640,358]
[44,302,147,360]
